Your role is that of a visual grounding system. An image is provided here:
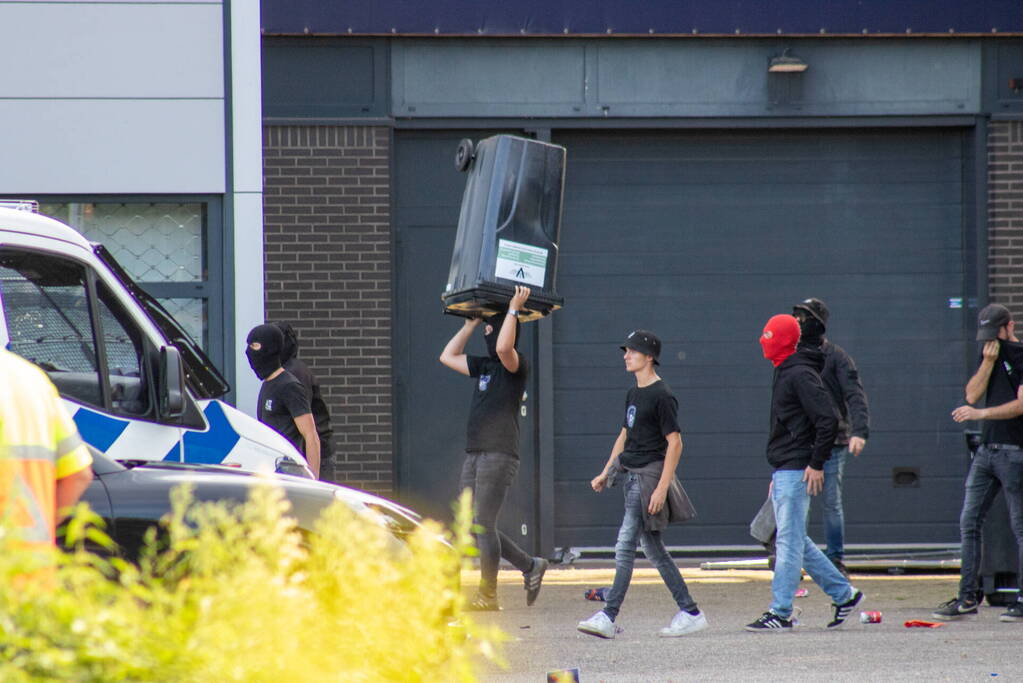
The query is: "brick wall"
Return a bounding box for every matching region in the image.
[989,120,1023,311]
[262,125,393,494]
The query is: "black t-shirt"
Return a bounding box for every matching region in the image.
[284,357,334,459]
[466,354,528,457]
[256,370,312,452]
[981,343,1023,446]
[618,380,681,468]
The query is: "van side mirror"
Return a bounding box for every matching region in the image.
[160,345,186,418]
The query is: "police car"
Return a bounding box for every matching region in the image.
[0,202,311,477]
[76,448,423,560]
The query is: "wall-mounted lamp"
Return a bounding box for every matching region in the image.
[768,49,808,73]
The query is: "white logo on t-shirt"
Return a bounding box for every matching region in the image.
[478,374,491,391]
[626,405,637,428]
[264,399,273,411]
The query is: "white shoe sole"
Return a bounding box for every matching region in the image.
[577,624,615,639]
[744,626,795,633]
[659,618,709,637]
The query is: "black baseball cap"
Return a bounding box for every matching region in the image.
[977,303,1012,341]
[793,298,830,327]
[621,329,661,365]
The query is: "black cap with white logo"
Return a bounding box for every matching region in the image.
[977,303,1012,341]
[620,329,661,365]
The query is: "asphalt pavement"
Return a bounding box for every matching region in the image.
[465,562,1022,682]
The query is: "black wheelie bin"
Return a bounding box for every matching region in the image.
[441,134,566,322]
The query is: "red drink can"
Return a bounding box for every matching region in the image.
[859,611,882,624]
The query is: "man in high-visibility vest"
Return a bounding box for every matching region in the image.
[0,349,93,549]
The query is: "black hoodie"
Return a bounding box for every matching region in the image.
[766,346,839,471]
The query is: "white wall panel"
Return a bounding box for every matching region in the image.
[231,192,264,417]
[228,0,264,416]
[0,99,225,194]
[0,2,223,98]
[229,0,264,195]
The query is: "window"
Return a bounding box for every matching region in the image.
[26,197,226,398]
[39,202,209,349]
[95,280,150,416]
[0,251,102,407]
[0,249,150,418]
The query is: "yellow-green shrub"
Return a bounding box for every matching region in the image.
[0,485,505,682]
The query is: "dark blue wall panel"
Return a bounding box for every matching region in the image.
[262,0,1023,36]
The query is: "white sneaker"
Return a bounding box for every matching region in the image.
[577,610,617,639]
[659,609,708,637]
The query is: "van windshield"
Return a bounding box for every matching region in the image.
[92,244,230,399]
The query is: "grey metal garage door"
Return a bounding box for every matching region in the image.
[552,128,971,548]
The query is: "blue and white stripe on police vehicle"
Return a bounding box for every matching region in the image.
[67,399,312,477]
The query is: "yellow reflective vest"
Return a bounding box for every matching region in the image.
[0,349,92,546]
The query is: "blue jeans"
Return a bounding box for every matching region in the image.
[957,444,1023,600]
[459,451,533,594]
[603,472,696,620]
[770,469,853,619]
[821,446,848,562]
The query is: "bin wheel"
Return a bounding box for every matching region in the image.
[455,139,475,171]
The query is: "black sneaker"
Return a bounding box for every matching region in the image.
[827,589,863,628]
[1000,601,1023,623]
[932,596,979,620]
[524,557,548,607]
[466,592,501,612]
[744,612,795,632]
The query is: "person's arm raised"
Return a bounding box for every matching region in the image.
[497,286,531,373]
[440,317,482,376]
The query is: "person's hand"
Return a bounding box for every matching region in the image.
[464,316,482,329]
[648,486,668,515]
[803,467,824,496]
[952,405,984,423]
[848,436,866,457]
[591,471,609,492]
[983,340,1000,362]
[509,285,531,311]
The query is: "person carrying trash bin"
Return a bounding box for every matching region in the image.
[745,314,862,632]
[439,285,549,611]
[937,303,1023,623]
[577,329,707,639]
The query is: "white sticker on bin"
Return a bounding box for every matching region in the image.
[496,239,547,288]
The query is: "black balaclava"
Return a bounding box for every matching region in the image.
[797,316,826,348]
[483,312,519,359]
[274,322,299,365]
[246,324,284,380]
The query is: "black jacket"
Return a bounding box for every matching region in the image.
[812,339,870,446]
[766,347,839,471]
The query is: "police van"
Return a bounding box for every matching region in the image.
[0,202,312,478]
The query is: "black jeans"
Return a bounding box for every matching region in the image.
[958,444,1023,599]
[459,451,533,593]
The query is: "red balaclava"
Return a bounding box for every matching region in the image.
[760,314,801,367]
